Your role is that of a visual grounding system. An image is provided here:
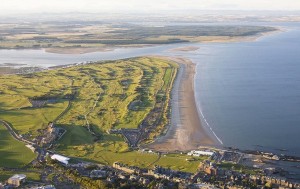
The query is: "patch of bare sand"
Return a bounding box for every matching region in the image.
[169,46,200,52]
[45,47,113,54]
[147,56,219,152]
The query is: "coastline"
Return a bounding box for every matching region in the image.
[168,46,200,52]
[44,47,113,54]
[0,28,282,59]
[191,27,283,44]
[147,56,220,152]
[44,33,277,55]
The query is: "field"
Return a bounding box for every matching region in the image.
[0,57,175,134]
[0,170,40,182]
[0,124,36,168]
[58,142,207,173]
[0,56,209,172]
[0,22,276,50]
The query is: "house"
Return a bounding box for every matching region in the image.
[190,183,219,189]
[47,122,54,133]
[113,162,142,174]
[7,174,26,187]
[139,177,150,185]
[106,176,116,183]
[50,154,70,165]
[129,175,139,181]
[262,154,280,161]
[90,170,107,179]
[35,185,56,189]
[118,174,127,180]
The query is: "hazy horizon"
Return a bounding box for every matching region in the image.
[1,0,300,16]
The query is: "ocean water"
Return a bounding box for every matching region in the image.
[192,23,300,156]
[1,22,300,157]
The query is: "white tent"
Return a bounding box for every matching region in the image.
[51,154,70,165]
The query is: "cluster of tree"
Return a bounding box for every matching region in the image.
[31,94,59,101]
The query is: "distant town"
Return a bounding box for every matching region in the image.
[1,57,300,188]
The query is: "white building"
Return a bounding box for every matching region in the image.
[33,185,56,189]
[51,154,70,165]
[187,150,214,157]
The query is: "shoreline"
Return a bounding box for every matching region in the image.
[190,27,283,44]
[44,47,113,54]
[168,46,200,52]
[194,64,224,146]
[0,28,282,56]
[147,56,221,152]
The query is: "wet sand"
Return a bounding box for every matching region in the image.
[147,57,219,152]
[45,47,113,54]
[169,46,200,52]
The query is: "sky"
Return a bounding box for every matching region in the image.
[1,0,300,15]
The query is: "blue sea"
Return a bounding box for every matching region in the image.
[192,23,300,156]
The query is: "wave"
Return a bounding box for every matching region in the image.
[194,63,223,145]
[198,106,223,145]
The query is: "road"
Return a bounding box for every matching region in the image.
[0,119,49,163]
[0,120,35,145]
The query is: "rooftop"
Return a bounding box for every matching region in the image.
[51,154,70,165]
[9,174,26,180]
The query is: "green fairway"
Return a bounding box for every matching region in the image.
[0,57,176,136]
[0,57,188,169]
[0,124,36,168]
[57,141,202,173]
[0,56,206,173]
[0,101,69,136]
[0,170,40,182]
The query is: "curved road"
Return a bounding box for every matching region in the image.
[0,120,35,145]
[0,119,51,163]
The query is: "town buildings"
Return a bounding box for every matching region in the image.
[7,174,26,187]
[50,154,70,165]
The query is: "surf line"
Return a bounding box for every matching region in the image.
[198,106,224,145]
[194,63,223,145]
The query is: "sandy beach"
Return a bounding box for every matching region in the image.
[147,57,219,152]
